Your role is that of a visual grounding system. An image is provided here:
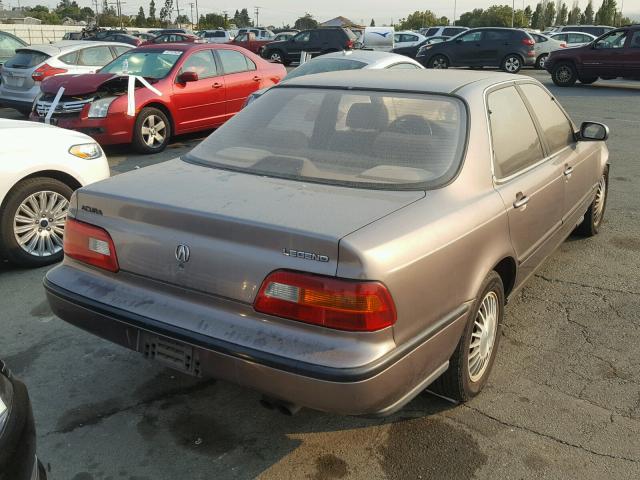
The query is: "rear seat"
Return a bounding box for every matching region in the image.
[326,103,389,155]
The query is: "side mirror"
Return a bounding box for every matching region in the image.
[177,71,199,83]
[580,121,609,141]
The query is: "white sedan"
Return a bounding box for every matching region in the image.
[394,31,427,49]
[0,119,110,267]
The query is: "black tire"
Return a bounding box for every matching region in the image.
[17,108,32,117]
[267,49,285,64]
[428,54,449,69]
[0,177,73,268]
[579,76,598,85]
[132,107,171,154]
[552,62,578,87]
[431,271,504,402]
[575,168,608,237]
[501,54,523,73]
[535,53,548,70]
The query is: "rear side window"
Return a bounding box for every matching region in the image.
[0,34,24,51]
[187,88,467,190]
[443,28,463,36]
[59,51,79,64]
[113,46,130,56]
[425,28,440,37]
[4,50,49,68]
[79,46,114,66]
[485,30,511,41]
[519,84,574,154]
[488,86,544,179]
[218,49,252,74]
[630,31,640,48]
[208,31,226,38]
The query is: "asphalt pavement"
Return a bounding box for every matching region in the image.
[1,69,639,480]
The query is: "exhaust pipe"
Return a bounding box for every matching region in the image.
[260,396,301,416]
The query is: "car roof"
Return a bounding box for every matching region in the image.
[281,69,519,95]
[17,41,131,55]
[319,50,416,63]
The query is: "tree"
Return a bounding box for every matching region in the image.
[134,6,146,27]
[25,5,62,24]
[556,2,568,24]
[294,13,318,30]
[524,5,533,25]
[176,14,190,25]
[148,0,156,25]
[199,13,226,28]
[370,18,375,27]
[159,0,173,26]
[595,0,617,26]
[531,3,544,29]
[568,1,581,24]
[458,9,484,27]
[584,0,595,24]
[543,0,556,28]
[233,8,252,27]
[398,10,438,30]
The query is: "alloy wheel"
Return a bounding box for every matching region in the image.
[13,190,68,257]
[504,56,521,73]
[556,65,573,83]
[538,55,547,68]
[593,174,607,226]
[141,114,167,148]
[270,52,282,63]
[431,57,448,69]
[468,291,499,382]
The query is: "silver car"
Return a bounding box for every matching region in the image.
[549,31,597,48]
[0,41,132,115]
[45,70,610,416]
[244,50,423,107]
[529,32,568,69]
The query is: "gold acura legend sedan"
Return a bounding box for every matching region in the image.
[44,70,609,416]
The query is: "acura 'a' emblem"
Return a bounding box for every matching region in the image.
[175,244,191,263]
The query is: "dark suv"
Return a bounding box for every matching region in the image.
[261,27,357,65]
[417,27,535,73]
[546,25,640,86]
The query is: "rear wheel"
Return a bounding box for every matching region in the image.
[535,53,548,70]
[579,76,598,84]
[501,54,523,73]
[575,169,608,237]
[430,271,504,402]
[268,50,284,63]
[552,62,577,87]
[428,55,449,69]
[0,177,72,267]
[133,107,171,154]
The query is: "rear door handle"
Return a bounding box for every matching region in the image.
[212,82,223,89]
[564,166,574,177]
[513,194,530,209]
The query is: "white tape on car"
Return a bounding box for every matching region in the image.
[127,75,162,117]
[45,86,65,125]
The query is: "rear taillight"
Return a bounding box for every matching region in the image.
[521,38,535,46]
[560,43,568,48]
[346,39,354,49]
[63,218,119,272]
[32,63,68,82]
[254,270,396,331]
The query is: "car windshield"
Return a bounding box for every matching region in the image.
[286,58,367,80]
[100,50,183,78]
[186,87,467,190]
[4,49,49,69]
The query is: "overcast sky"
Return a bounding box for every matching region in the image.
[7,0,640,25]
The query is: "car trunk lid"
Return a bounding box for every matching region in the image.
[74,159,424,304]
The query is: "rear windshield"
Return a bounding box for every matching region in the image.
[100,50,183,79]
[286,58,367,80]
[4,50,49,69]
[186,87,467,190]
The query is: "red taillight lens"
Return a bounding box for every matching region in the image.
[63,218,119,272]
[560,43,568,48]
[522,38,535,46]
[254,270,396,331]
[346,39,354,49]
[32,63,68,82]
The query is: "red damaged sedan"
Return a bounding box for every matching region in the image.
[30,43,286,153]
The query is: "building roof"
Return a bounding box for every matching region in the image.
[319,16,363,28]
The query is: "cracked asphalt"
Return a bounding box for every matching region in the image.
[1,70,639,479]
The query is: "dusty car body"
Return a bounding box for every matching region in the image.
[44,70,610,416]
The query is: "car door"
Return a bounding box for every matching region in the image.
[518,83,597,225]
[171,49,226,131]
[76,46,115,73]
[487,85,565,282]
[452,30,483,65]
[288,31,311,60]
[481,29,512,66]
[581,30,629,77]
[624,30,640,77]
[216,48,261,118]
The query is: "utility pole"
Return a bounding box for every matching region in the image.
[189,2,194,28]
[223,10,228,27]
[175,0,181,26]
[453,0,457,26]
[93,0,99,25]
[194,0,199,29]
[511,0,515,27]
[109,0,125,29]
[254,6,260,28]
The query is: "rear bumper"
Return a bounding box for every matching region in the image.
[44,277,468,416]
[0,98,33,112]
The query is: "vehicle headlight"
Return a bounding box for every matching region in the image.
[69,143,103,160]
[31,92,43,113]
[0,369,13,437]
[88,97,116,118]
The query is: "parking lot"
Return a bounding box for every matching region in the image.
[2,68,640,479]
